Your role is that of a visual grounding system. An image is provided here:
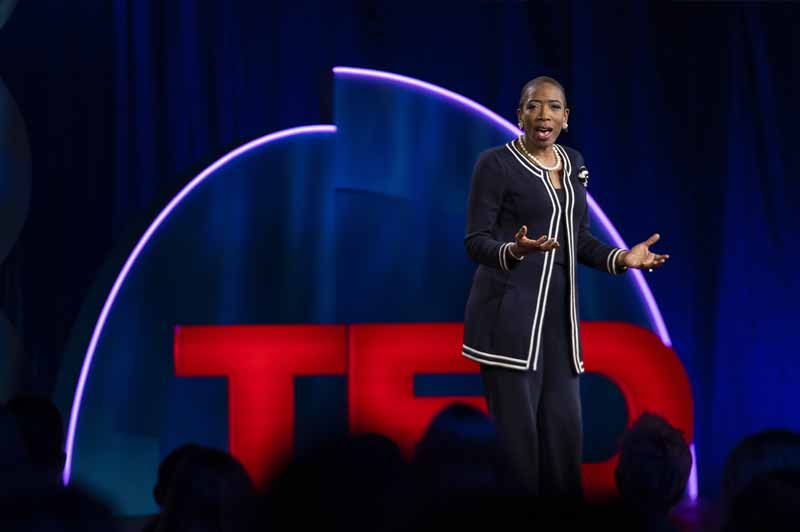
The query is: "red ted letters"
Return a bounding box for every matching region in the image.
[174,322,693,498]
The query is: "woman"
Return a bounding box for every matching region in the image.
[461,76,668,498]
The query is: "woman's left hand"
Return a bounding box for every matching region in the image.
[622,233,669,271]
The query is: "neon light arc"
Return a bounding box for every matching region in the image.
[65,68,686,497]
[333,66,672,348]
[333,66,690,499]
[62,125,337,484]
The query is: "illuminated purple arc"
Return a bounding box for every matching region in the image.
[333,66,516,141]
[66,70,687,496]
[62,125,337,485]
[333,66,691,498]
[333,66,672,348]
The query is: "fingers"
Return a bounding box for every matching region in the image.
[644,233,660,246]
[516,233,559,252]
[643,253,670,271]
[639,234,666,271]
[516,225,561,253]
[530,235,559,251]
[539,238,560,251]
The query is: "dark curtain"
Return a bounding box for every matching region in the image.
[1,0,798,497]
[0,0,113,394]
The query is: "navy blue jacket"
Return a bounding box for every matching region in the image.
[462,141,626,373]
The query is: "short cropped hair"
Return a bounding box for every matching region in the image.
[518,76,567,109]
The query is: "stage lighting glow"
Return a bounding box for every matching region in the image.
[688,443,699,501]
[334,66,689,497]
[62,125,337,485]
[333,66,672,348]
[66,68,692,499]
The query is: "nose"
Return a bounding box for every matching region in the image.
[535,105,550,121]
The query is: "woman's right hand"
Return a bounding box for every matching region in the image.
[511,225,559,257]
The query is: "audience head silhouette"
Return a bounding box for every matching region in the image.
[721,428,800,509]
[154,445,256,532]
[6,394,65,470]
[614,412,692,514]
[0,403,28,472]
[412,402,523,499]
[265,432,406,532]
[722,469,800,532]
[153,443,208,508]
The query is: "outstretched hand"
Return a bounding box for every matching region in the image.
[622,233,669,271]
[511,225,559,257]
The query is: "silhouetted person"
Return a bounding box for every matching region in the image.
[154,444,211,506]
[154,446,257,532]
[614,412,692,531]
[264,433,407,532]
[0,479,118,532]
[2,400,62,494]
[412,403,518,498]
[386,494,537,532]
[142,443,210,532]
[0,403,28,473]
[720,429,800,512]
[6,393,65,483]
[722,469,800,532]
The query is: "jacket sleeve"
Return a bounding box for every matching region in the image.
[573,152,628,275]
[464,150,522,272]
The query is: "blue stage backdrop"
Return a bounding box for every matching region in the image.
[52,69,674,515]
[1,0,798,504]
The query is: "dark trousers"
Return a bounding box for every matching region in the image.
[480,265,583,499]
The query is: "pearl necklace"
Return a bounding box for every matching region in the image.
[517,136,561,171]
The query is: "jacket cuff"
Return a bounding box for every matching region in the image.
[499,242,524,272]
[507,243,524,262]
[607,248,628,275]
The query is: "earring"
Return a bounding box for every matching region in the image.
[563,123,569,132]
[517,121,523,130]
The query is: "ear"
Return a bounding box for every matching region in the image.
[516,108,523,129]
[564,107,570,125]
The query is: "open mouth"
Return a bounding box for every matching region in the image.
[534,127,553,141]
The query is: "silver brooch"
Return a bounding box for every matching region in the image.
[577,165,589,188]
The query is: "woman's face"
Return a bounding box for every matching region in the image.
[517,82,569,150]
